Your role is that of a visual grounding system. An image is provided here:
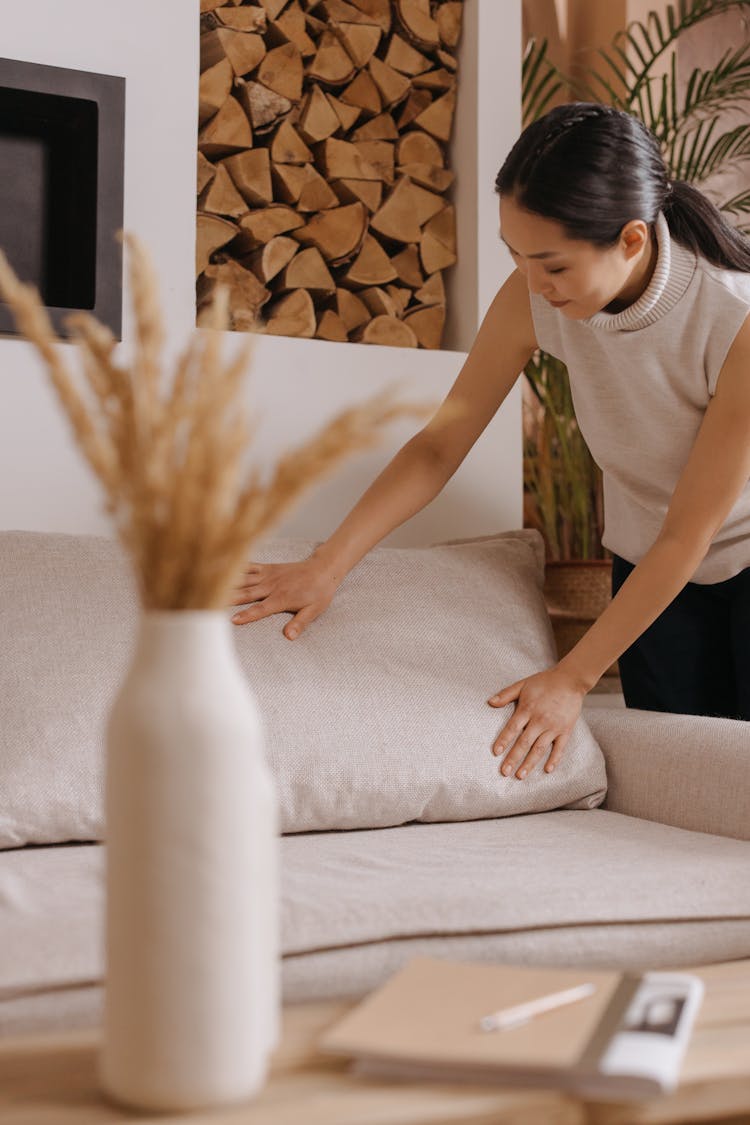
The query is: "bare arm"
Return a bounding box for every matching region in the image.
[231,269,536,632]
[311,267,536,575]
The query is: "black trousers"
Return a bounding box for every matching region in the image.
[611,554,750,720]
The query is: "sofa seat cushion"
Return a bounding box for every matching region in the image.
[0,810,749,1035]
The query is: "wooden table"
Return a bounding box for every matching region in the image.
[1,959,749,1124]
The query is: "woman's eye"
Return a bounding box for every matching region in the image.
[548,267,567,275]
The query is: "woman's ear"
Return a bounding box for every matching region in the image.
[620,219,650,260]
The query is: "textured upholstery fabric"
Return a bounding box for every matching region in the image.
[0,529,606,846]
[584,705,750,840]
[1,811,749,1034]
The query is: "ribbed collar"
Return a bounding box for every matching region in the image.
[582,211,697,332]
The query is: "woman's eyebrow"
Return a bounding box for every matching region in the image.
[499,232,562,260]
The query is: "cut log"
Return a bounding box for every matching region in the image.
[414,89,456,141]
[370,177,422,242]
[258,0,291,18]
[317,137,381,180]
[215,6,268,32]
[319,0,377,22]
[331,177,383,212]
[355,139,395,184]
[385,283,412,315]
[335,287,370,330]
[200,28,227,71]
[351,111,398,141]
[247,235,299,282]
[196,214,239,276]
[258,42,304,100]
[436,2,463,48]
[299,84,341,141]
[384,33,432,75]
[413,68,456,92]
[273,2,317,55]
[396,88,431,129]
[340,69,382,115]
[316,309,349,341]
[437,48,458,71]
[326,92,361,131]
[354,315,418,347]
[420,226,456,274]
[222,148,273,204]
[336,21,382,68]
[403,179,445,225]
[199,163,248,217]
[280,245,336,294]
[307,30,357,85]
[198,96,253,156]
[348,0,391,33]
[368,57,411,106]
[404,304,445,348]
[360,285,397,317]
[236,79,293,131]
[397,161,454,192]
[197,150,217,194]
[342,233,398,286]
[263,289,317,337]
[198,259,270,328]
[298,166,341,210]
[238,204,305,247]
[224,30,267,76]
[396,129,444,167]
[270,118,314,163]
[425,204,456,252]
[396,0,439,49]
[391,243,424,288]
[295,201,368,262]
[414,269,445,306]
[199,58,233,125]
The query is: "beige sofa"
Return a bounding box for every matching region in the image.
[1,529,749,1037]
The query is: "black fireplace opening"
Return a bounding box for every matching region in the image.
[0,86,98,311]
[0,57,125,339]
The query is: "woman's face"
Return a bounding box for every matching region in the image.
[498,195,655,318]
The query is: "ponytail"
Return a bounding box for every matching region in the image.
[664,179,750,271]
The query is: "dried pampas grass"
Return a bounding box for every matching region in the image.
[0,235,442,610]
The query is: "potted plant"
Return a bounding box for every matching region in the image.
[521,0,750,672]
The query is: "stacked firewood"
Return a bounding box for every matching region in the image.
[197,0,462,348]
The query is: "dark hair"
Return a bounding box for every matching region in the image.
[495,102,750,272]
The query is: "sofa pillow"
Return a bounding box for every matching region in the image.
[0,529,606,846]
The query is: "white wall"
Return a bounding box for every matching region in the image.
[0,0,523,547]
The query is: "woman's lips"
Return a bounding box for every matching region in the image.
[548,298,570,308]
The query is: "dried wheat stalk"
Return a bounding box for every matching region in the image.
[0,236,444,610]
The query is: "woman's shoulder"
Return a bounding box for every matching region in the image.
[695,254,750,309]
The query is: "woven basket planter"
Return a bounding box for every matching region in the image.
[543,560,620,682]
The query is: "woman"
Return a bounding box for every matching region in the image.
[231,102,750,781]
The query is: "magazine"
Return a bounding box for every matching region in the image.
[318,957,704,1102]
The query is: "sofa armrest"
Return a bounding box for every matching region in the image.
[583,704,750,840]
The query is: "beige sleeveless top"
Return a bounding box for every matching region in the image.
[529,210,750,583]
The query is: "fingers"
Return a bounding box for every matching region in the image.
[493,719,544,778]
[283,606,317,640]
[231,598,280,626]
[488,680,524,707]
[228,584,270,608]
[544,731,571,774]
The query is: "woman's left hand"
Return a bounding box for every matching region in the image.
[487,666,588,779]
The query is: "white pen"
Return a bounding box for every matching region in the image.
[479,982,597,1031]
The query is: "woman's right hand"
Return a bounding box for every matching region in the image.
[229,554,343,639]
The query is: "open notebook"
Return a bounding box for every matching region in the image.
[318,957,704,1102]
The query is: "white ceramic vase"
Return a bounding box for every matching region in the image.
[99,610,279,1113]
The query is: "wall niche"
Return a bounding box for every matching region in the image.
[197,0,463,348]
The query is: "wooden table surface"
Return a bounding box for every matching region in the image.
[1,959,749,1124]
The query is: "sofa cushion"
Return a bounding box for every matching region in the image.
[0,529,606,846]
[1,812,749,1035]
